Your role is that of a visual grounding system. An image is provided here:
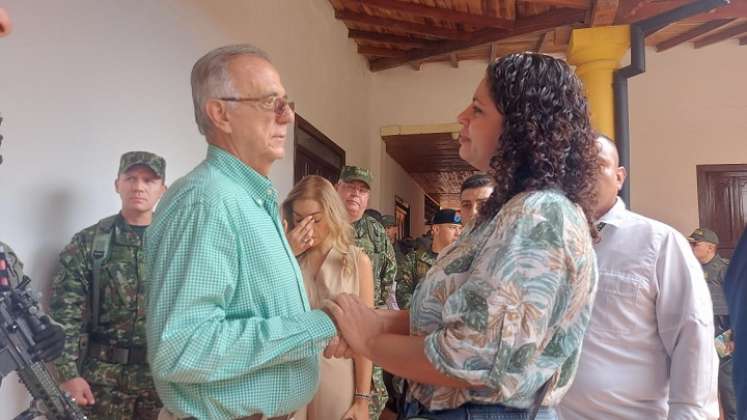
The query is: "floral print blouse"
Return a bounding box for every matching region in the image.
[409,190,598,410]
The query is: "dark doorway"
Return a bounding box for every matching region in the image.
[294,114,345,184]
[697,164,747,258]
[395,196,411,240]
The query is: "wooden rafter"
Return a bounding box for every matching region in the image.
[369,8,586,72]
[555,26,573,44]
[655,18,734,51]
[518,0,591,9]
[694,21,747,48]
[536,31,553,52]
[590,0,620,26]
[489,42,498,62]
[342,0,514,29]
[682,0,747,22]
[348,29,434,48]
[334,10,472,40]
[358,45,405,56]
[615,0,691,24]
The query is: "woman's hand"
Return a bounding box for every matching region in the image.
[327,293,385,358]
[340,398,370,420]
[283,216,314,256]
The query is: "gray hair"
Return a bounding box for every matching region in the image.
[190,44,271,135]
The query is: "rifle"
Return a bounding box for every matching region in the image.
[0,247,87,420]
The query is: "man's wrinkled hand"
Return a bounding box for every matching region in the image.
[324,336,354,359]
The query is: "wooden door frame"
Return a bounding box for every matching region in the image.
[294,114,345,183]
[697,163,747,224]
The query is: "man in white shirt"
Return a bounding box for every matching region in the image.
[557,136,719,420]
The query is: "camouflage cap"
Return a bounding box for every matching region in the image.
[381,215,397,228]
[432,208,462,225]
[118,151,166,179]
[688,227,719,245]
[339,165,372,188]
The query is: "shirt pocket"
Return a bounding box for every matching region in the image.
[588,270,644,335]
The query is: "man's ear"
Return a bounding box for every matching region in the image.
[205,99,232,134]
[616,166,627,191]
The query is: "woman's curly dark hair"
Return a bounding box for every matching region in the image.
[478,52,599,237]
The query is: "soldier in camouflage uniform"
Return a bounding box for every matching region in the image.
[50,151,167,420]
[382,214,408,266]
[396,209,461,310]
[688,227,737,420]
[335,165,397,420]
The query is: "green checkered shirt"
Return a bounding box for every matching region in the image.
[145,145,336,420]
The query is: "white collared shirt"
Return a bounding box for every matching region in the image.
[557,198,719,420]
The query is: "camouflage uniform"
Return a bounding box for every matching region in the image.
[0,241,22,387]
[0,240,24,286]
[341,166,397,419]
[49,214,161,420]
[352,214,396,419]
[396,248,437,310]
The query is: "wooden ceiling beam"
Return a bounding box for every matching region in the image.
[348,29,435,48]
[680,0,747,22]
[694,22,747,48]
[590,0,620,26]
[489,42,498,62]
[517,0,591,10]
[370,8,586,71]
[358,45,406,57]
[335,10,472,40]
[655,18,734,51]
[615,0,692,24]
[536,31,554,52]
[342,0,514,29]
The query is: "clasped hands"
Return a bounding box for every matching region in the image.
[322,293,384,360]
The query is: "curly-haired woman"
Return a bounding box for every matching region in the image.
[326,53,600,420]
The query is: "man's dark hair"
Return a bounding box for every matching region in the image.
[460,173,494,193]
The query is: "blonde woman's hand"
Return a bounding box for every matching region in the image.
[283,216,314,256]
[340,398,370,420]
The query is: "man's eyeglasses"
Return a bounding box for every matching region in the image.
[218,95,295,117]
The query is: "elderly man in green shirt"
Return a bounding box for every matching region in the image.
[145,44,346,420]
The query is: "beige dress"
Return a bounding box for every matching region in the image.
[297,246,361,420]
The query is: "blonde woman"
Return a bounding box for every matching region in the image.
[283,175,374,420]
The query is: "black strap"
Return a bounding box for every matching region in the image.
[527,377,553,420]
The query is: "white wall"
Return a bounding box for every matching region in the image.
[628,42,747,234]
[0,0,372,415]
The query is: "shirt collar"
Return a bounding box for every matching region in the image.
[597,196,628,227]
[206,144,278,203]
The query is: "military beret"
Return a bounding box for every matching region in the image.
[432,209,462,225]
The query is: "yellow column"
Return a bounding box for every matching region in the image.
[567,26,630,140]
